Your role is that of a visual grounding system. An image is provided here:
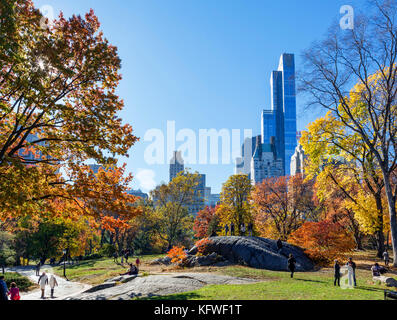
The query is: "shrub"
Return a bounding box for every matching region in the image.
[167,246,187,264]
[288,220,355,266]
[4,272,35,292]
[195,238,213,256]
[99,244,117,257]
[82,253,103,261]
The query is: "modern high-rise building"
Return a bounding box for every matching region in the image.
[169,151,184,182]
[235,53,298,183]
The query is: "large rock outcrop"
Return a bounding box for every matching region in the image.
[189,236,314,272]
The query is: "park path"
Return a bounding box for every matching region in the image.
[7,265,92,300]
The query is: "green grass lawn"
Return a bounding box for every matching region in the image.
[52,254,165,285]
[140,266,388,300]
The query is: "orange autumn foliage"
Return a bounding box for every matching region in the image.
[288,221,355,266]
[195,238,213,256]
[167,246,187,264]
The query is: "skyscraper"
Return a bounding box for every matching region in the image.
[169,150,184,182]
[235,53,297,183]
[278,54,297,176]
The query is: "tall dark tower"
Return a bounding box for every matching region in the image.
[169,151,184,182]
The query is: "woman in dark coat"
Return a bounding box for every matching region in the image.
[287,254,296,278]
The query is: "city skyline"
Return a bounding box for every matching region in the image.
[32,0,363,194]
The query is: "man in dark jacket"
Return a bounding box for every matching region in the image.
[0,276,9,300]
[334,260,341,286]
[230,223,235,236]
[287,254,296,278]
[347,257,357,286]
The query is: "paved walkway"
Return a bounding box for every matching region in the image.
[7,266,92,300]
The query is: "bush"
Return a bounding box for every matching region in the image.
[4,272,35,292]
[288,221,355,266]
[195,238,213,256]
[99,244,117,257]
[82,253,103,261]
[167,246,187,264]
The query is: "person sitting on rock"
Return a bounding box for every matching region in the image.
[371,263,382,277]
[247,223,253,237]
[240,223,246,236]
[120,263,138,276]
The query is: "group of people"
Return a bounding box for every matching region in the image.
[0,276,20,301]
[224,222,254,237]
[333,257,357,287]
[113,248,135,264]
[37,271,59,299]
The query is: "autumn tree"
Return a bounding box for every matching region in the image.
[151,171,202,251]
[0,1,138,222]
[300,0,397,265]
[301,112,388,256]
[193,206,219,239]
[0,231,16,273]
[289,221,356,266]
[216,174,253,236]
[252,175,318,240]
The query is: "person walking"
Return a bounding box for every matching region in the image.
[287,254,296,278]
[35,262,41,276]
[136,257,141,270]
[49,275,58,299]
[124,250,129,263]
[230,223,235,236]
[383,250,390,267]
[9,282,20,301]
[113,251,118,263]
[247,223,253,237]
[224,224,229,236]
[334,260,341,287]
[0,275,9,301]
[240,223,246,236]
[347,257,357,287]
[38,271,48,299]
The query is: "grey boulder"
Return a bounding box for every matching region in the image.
[189,236,314,272]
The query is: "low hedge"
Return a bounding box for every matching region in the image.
[3,272,35,292]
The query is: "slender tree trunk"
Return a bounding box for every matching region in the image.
[375,195,385,258]
[383,174,397,266]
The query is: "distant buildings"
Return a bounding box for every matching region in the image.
[169,151,184,182]
[168,151,220,214]
[236,53,298,185]
[127,189,149,200]
[290,144,306,177]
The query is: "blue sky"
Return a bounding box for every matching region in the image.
[34,0,361,193]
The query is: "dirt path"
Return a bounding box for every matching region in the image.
[7,266,92,300]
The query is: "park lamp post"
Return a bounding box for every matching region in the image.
[63,249,67,278]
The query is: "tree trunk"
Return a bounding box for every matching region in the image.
[375,194,385,258]
[383,174,397,266]
[375,230,385,258]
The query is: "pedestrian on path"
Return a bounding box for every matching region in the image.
[224,224,229,236]
[38,272,48,299]
[0,275,9,300]
[113,251,118,263]
[334,260,341,287]
[136,257,140,269]
[125,250,129,263]
[9,282,20,300]
[383,250,390,267]
[49,275,58,299]
[287,254,296,278]
[240,223,246,236]
[248,223,253,237]
[35,262,41,276]
[230,223,235,236]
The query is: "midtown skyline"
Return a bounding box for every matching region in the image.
[32,0,363,194]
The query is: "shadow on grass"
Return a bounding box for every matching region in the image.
[137,292,203,301]
[293,278,328,284]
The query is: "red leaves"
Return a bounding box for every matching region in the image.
[193,206,217,238]
[289,220,355,266]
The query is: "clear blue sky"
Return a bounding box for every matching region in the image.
[34,0,361,193]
